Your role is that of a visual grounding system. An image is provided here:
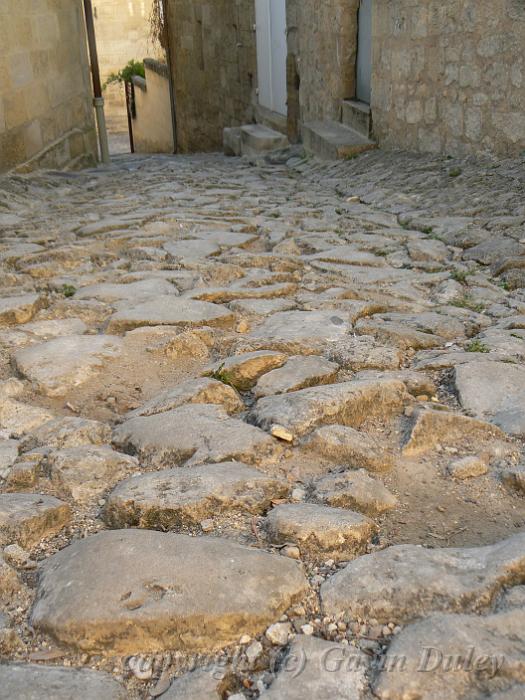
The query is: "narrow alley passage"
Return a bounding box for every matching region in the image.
[1,148,525,698]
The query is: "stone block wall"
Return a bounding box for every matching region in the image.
[372,0,525,156]
[95,0,158,133]
[131,60,174,153]
[287,0,359,131]
[166,0,257,152]
[0,0,97,173]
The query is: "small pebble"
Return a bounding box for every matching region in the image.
[301,624,314,636]
[266,622,292,646]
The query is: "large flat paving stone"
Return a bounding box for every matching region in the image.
[374,611,525,700]
[0,664,126,700]
[127,377,244,418]
[249,310,351,352]
[260,635,369,699]
[254,355,339,398]
[113,404,280,467]
[306,424,394,472]
[265,503,376,562]
[313,469,398,516]
[31,529,309,654]
[250,379,408,438]
[106,296,235,333]
[13,335,124,397]
[104,462,289,528]
[455,361,525,436]
[74,278,178,303]
[321,533,525,624]
[0,494,71,547]
[0,294,45,326]
[203,351,288,391]
[46,445,138,504]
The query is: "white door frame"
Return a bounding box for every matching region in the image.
[255,0,287,116]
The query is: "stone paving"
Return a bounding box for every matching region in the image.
[0,147,525,698]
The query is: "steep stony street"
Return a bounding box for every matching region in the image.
[1,148,525,698]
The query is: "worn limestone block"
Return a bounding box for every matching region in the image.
[104,462,289,528]
[31,529,309,653]
[127,377,244,418]
[13,335,125,397]
[0,294,46,326]
[251,379,408,439]
[305,425,394,472]
[321,533,525,624]
[0,493,71,547]
[113,404,281,467]
[455,361,525,436]
[46,445,138,504]
[106,296,235,333]
[313,469,398,516]
[254,355,339,398]
[265,503,376,562]
[203,350,288,391]
[0,664,126,700]
[374,611,525,700]
[402,408,504,456]
[260,635,369,699]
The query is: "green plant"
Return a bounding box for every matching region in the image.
[450,296,485,313]
[466,340,489,353]
[451,269,468,284]
[449,167,462,178]
[61,284,76,298]
[209,364,234,387]
[104,60,145,89]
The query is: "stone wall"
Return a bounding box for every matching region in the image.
[287,0,359,133]
[0,0,97,174]
[132,60,174,153]
[372,0,525,156]
[166,0,257,152]
[95,0,157,133]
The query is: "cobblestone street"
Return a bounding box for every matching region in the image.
[1,148,525,698]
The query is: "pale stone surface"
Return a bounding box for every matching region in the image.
[260,635,369,699]
[251,379,408,438]
[313,469,397,516]
[13,335,124,397]
[265,503,376,561]
[75,278,178,303]
[0,294,45,326]
[162,668,224,699]
[250,310,350,351]
[46,446,138,504]
[0,400,54,437]
[113,404,281,467]
[20,417,112,451]
[31,530,309,653]
[402,408,504,456]
[455,361,525,436]
[127,377,244,418]
[0,494,71,547]
[0,439,19,478]
[104,462,289,528]
[204,350,288,391]
[374,611,525,700]
[0,664,126,699]
[254,356,339,398]
[305,425,394,472]
[107,296,236,333]
[321,533,525,624]
[448,455,489,480]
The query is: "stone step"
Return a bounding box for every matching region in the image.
[224,124,288,157]
[342,99,373,138]
[302,120,376,160]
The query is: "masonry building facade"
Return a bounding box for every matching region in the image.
[166,0,525,157]
[0,0,97,173]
